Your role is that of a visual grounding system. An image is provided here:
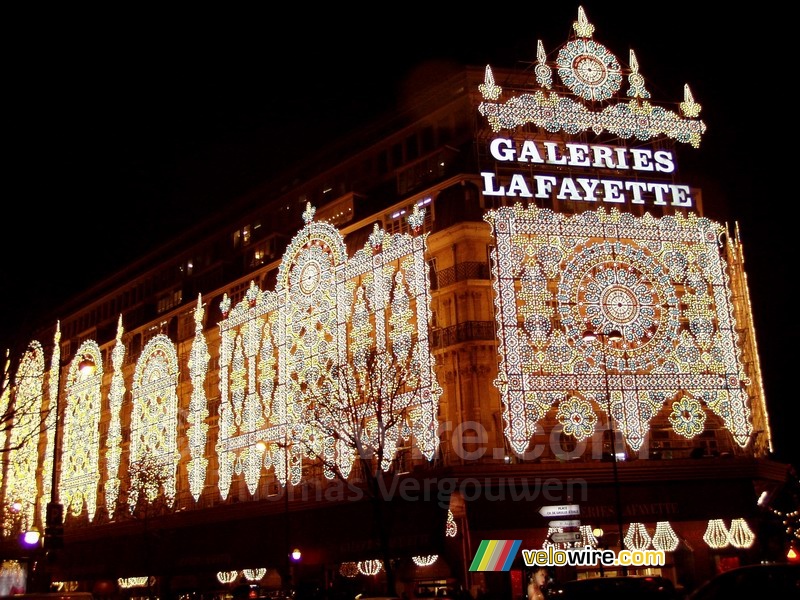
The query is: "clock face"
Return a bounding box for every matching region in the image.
[557,39,622,101]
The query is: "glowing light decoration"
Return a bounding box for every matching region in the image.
[118,577,151,589]
[61,341,103,521]
[0,355,10,503]
[40,324,61,526]
[4,341,45,536]
[357,560,383,576]
[187,295,210,501]
[217,204,441,496]
[242,568,266,581]
[627,50,650,100]
[625,523,652,551]
[478,7,705,147]
[703,519,730,549]
[485,205,752,455]
[669,396,706,438]
[556,396,597,441]
[105,317,126,517]
[580,525,599,548]
[129,335,179,510]
[412,555,438,567]
[651,521,680,552]
[728,518,755,549]
[217,571,239,585]
[446,509,458,537]
[339,562,358,578]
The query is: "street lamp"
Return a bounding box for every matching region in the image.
[256,436,295,594]
[45,354,96,565]
[582,329,627,575]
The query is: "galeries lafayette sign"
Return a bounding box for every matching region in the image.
[481,137,693,208]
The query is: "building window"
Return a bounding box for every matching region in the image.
[157,290,183,314]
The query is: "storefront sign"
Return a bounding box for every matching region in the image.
[481,137,694,208]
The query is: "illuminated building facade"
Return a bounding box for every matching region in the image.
[0,7,793,598]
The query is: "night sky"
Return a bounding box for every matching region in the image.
[4,4,792,468]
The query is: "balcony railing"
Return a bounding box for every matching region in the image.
[431,261,490,290]
[431,321,496,350]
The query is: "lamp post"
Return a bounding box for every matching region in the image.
[582,329,627,575]
[256,433,296,596]
[44,353,95,587]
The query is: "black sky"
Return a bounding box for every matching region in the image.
[4,4,792,467]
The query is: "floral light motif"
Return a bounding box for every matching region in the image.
[669,396,706,438]
[557,396,597,441]
[412,555,438,567]
[485,205,752,455]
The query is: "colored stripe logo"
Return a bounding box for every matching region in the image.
[469,539,522,571]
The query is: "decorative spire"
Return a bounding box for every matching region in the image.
[573,6,595,38]
[479,65,502,100]
[194,294,205,327]
[220,293,231,318]
[368,222,384,251]
[246,280,259,308]
[407,204,426,234]
[302,202,316,224]
[627,49,651,99]
[535,40,553,89]
[680,84,702,117]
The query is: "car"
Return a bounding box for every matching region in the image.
[550,575,679,599]
[686,563,800,599]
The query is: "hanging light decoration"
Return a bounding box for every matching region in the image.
[445,510,458,537]
[624,523,652,551]
[703,519,730,549]
[217,571,239,585]
[728,518,755,549]
[651,521,680,552]
[339,562,359,578]
[580,525,599,548]
[118,577,151,589]
[412,555,438,567]
[358,560,383,576]
[243,568,267,582]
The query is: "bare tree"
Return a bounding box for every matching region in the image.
[112,454,175,600]
[0,342,56,539]
[0,345,54,456]
[290,344,426,596]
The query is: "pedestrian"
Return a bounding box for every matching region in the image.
[526,567,548,600]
